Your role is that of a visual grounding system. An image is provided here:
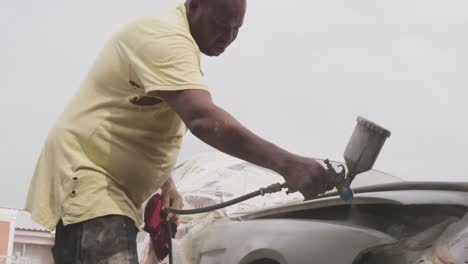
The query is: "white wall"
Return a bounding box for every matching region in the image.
[12,244,53,264]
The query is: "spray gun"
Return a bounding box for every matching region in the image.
[324,116,391,201]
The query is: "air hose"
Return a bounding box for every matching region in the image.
[166,182,287,215]
[163,182,288,264]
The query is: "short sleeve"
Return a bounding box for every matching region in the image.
[130,37,209,94]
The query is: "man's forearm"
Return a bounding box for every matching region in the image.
[188,105,293,175]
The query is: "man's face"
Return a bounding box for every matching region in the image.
[188,0,246,56]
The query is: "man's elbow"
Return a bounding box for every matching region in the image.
[187,112,230,139]
[187,117,212,137]
[181,102,235,139]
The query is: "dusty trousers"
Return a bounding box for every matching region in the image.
[52,215,139,264]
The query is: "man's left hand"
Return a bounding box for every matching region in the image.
[161,179,183,222]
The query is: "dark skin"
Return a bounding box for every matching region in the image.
[185,0,245,56]
[160,0,334,221]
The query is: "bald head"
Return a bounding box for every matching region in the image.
[201,0,246,14]
[185,0,246,56]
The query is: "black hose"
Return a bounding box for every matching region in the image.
[164,182,286,264]
[165,183,286,215]
[166,189,262,215]
[167,222,173,264]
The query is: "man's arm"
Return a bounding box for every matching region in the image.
[161,89,290,174]
[158,89,333,198]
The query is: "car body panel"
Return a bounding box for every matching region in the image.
[199,219,396,264]
[194,182,468,264]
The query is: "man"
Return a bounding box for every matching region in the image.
[26,0,334,262]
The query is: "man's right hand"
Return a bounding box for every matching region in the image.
[279,155,335,199]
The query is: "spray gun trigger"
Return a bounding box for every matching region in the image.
[336,165,346,182]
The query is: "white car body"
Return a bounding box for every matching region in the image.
[139,153,468,264]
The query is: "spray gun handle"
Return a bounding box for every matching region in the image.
[324,160,354,201]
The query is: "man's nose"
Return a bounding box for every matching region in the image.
[221,29,235,43]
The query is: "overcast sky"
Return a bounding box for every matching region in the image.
[1,0,467,209]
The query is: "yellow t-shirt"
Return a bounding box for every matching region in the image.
[25,4,208,230]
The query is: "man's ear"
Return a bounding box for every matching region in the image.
[187,0,204,23]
